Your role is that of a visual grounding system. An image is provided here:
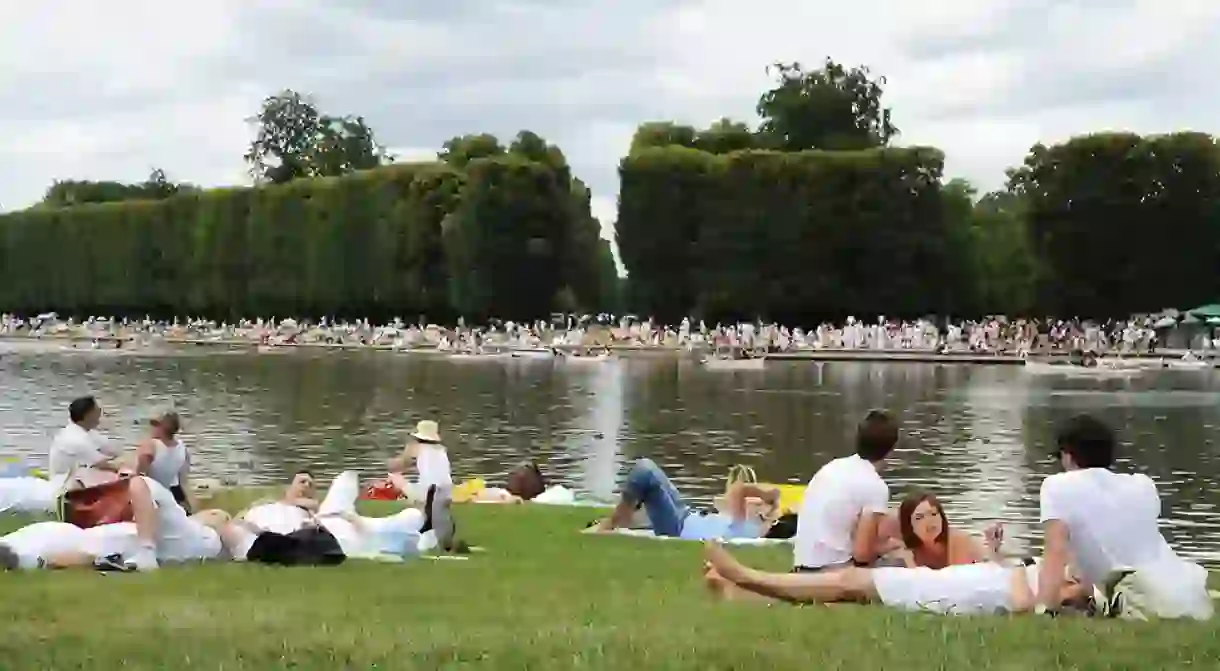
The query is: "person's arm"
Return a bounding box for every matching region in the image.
[134,439,157,476]
[91,431,124,459]
[177,450,195,511]
[1037,478,1070,613]
[851,482,891,565]
[725,483,780,522]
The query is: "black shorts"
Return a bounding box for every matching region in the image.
[169,484,191,514]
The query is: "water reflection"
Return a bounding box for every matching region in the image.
[1,353,1218,564]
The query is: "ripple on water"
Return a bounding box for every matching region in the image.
[1,355,1218,565]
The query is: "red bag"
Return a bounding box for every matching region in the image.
[61,477,135,528]
[361,480,402,501]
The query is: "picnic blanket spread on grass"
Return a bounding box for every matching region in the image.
[581,526,793,545]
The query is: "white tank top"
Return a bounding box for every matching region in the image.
[416,445,453,489]
[147,438,188,488]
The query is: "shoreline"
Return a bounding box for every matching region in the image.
[0,333,1208,366]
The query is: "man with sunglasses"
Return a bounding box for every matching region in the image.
[1035,414,1212,620]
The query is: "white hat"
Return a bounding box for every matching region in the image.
[411,420,441,443]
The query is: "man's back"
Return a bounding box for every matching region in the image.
[794,455,889,569]
[48,424,114,488]
[1040,468,1175,585]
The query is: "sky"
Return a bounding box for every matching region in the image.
[2,0,1218,242]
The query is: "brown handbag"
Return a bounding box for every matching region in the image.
[60,476,135,528]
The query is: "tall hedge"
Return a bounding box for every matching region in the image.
[617,146,952,322]
[0,159,604,320]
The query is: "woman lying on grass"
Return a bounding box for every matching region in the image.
[593,459,784,540]
[704,490,1090,612]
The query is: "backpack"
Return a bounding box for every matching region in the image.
[505,462,547,500]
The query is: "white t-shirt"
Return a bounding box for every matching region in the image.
[416,445,453,490]
[48,424,120,489]
[1039,468,1179,586]
[794,455,890,569]
[243,502,312,535]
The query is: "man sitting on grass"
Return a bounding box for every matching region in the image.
[792,409,904,572]
[1034,414,1213,620]
[593,458,782,540]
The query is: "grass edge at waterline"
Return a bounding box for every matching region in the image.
[1,500,1216,670]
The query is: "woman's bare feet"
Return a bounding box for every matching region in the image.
[703,542,750,584]
[703,562,730,600]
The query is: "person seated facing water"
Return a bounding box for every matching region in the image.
[793,410,904,572]
[134,410,194,513]
[1034,414,1213,620]
[593,458,781,540]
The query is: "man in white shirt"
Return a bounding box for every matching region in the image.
[48,396,124,489]
[793,410,900,571]
[1036,414,1212,620]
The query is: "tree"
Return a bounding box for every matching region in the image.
[245,90,392,184]
[40,168,196,207]
[694,118,755,154]
[437,133,506,168]
[756,59,898,152]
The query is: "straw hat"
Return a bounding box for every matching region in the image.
[411,419,441,443]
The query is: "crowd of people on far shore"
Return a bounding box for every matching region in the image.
[0,393,1213,622]
[1,312,1212,356]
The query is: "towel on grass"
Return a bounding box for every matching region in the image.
[582,526,792,546]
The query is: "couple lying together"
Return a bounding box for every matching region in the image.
[0,469,432,571]
[598,411,1214,620]
[0,420,461,571]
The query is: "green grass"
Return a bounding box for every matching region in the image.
[1,494,1216,670]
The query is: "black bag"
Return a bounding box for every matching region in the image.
[247,526,346,566]
[764,513,798,540]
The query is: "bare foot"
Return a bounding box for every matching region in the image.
[703,542,749,584]
[703,565,731,600]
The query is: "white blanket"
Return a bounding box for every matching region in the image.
[0,476,57,516]
[582,526,792,546]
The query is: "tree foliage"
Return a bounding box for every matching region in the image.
[756,59,898,152]
[40,169,198,207]
[244,90,393,184]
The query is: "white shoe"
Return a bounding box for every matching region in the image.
[124,546,159,572]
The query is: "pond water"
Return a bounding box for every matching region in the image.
[2,348,1218,564]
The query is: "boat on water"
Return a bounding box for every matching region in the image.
[508,348,556,360]
[1022,360,1144,377]
[700,345,767,371]
[1162,354,1214,371]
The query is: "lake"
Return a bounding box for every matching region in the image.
[2,348,1218,564]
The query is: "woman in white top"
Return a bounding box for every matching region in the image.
[136,411,193,513]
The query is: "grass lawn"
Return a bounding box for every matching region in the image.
[1,493,1216,670]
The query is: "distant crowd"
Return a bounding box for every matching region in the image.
[0,312,1208,354]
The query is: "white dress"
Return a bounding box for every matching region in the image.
[871,562,1016,615]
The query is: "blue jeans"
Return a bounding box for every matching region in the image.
[622,458,689,537]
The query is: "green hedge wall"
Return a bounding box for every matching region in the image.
[0,159,602,320]
[616,146,954,322]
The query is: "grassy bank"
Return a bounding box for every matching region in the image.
[1,495,1216,670]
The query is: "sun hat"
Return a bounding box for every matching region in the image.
[412,420,441,443]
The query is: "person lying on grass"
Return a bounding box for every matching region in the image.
[592,458,784,540]
[891,491,1005,568]
[701,542,1086,616]
[234,470,427,559]
[0,478,248,572]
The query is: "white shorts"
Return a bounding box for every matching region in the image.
[872,562,1016,615]
[143,477,222,562]
[1,521,138,569]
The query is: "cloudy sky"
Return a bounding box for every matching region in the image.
[2,0,1217,241]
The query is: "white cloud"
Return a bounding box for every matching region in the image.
[1,0,1218,246]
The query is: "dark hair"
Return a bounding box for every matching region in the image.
[1055,414,1115,469]
[856,410,898,462]
[68,396,98,424]
[898,492,950,558]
